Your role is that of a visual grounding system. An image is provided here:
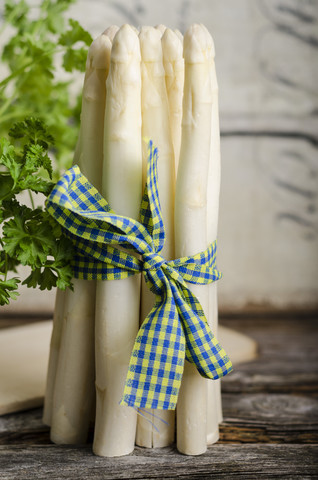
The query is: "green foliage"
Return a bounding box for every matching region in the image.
[0,0,92,173]
[0,277,20,305]
[59,19,93,72]
[0,1,92,304]
[0,118,74,305]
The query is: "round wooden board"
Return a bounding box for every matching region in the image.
[0,321,257,416]
[218,325,258,366]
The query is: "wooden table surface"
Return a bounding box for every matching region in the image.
[0,313,317,479]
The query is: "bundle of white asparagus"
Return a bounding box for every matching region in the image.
[43,23,222,457]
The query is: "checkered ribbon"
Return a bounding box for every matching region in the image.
[46,140,232,410]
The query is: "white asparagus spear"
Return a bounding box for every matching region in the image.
[42,288,66,426]
[72,129,82,167]
[131,26,140,34]
[175,24,214,456]
[174,29,183,43]
[136,26,176,449]
[155,24,166,36]
[43,34,112,427]
[205,32,223,433]
[49,278,96,444]
[78,34,112,189]
[49,34,111,445]
[103,25,119,42]
[202,29,221,444]
[162,28,184,172]
[93,24,142,458]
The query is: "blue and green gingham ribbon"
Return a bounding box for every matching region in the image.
[46,141,232,410]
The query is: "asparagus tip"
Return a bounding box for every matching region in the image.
[184,24,215,63]
[111,24,141,62]
[174,29,183,44]
[86,34,112,70]
[155,24,167,36]
[139,26,162,62]
[102,25,119,42]
[162,28,183,62]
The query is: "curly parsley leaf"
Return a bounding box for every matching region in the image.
[22,267,58,291]
[24,143,53,180]
[0,175,14,203]
[1,118,54,196]
[0,118,74,305]
[0,249,20,274]
[59,20,93,72]
[4,0,29,27]
[0,277,20,305]
[1,0,91,172]
[3,210,55,267]
[9,117,55,151]
[22,236,74,291]
[0,138,21,189]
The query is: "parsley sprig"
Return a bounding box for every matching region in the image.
[0,0,93,174]
[0,118,74,305]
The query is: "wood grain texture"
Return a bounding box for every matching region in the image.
[220,393,318,444]
[1,444,318,479]
[1,313,318,478]
[221,314,318,396]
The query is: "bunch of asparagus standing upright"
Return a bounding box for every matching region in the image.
[43,23,222,457]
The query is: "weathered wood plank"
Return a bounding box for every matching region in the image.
[0,314,317,478]
[220,393,318,444]
[220,315,318,395]
[2,390,317,447]
[0,409,50,445]
[0,444,317,479]
[222,367,318,396]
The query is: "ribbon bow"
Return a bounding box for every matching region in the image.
[46,141,232,410]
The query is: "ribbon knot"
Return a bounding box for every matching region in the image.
[46,140,232,410]
[143,251,166,273]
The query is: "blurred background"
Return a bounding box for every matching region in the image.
[1,0,317,315]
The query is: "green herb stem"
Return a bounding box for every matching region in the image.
[28,190,35,210]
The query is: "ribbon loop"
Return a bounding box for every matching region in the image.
[46,140,232,410]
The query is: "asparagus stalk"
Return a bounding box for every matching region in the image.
[175,24,213,456]
[42,288,65,426]
[155,24,166,36]
[49,279,96,444]
[206,30,223,435]
[136,26,176,448]
[49,33,111,445]
[162,28,184,172]
[103,25,119,41]
[93,24,142,458]
[43,33,112,428]
[78,33,112,189]
[174,29,183,43]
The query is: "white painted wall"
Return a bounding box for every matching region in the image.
[1,0,318,313]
